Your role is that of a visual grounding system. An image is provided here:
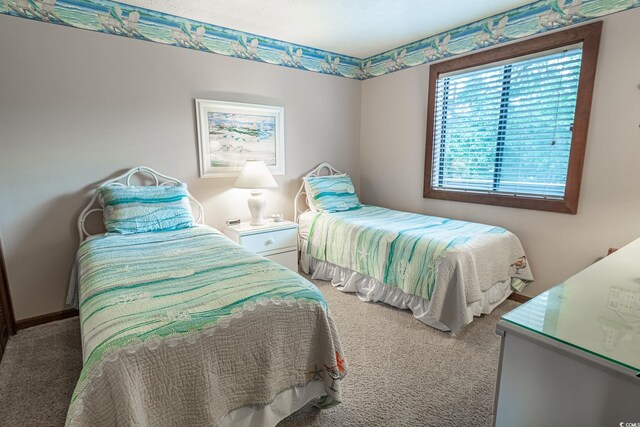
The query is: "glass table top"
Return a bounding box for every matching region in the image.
[502,237,640,373]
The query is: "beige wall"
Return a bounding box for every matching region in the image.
[360,9,640,297]
[0,16,361,320]
[2,9,639,320]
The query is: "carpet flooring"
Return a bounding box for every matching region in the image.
[0,277,517,426]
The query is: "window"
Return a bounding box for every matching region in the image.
[424,23,602,214]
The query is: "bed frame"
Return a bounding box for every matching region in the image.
[294,162,343,222]
[77,166,205,244]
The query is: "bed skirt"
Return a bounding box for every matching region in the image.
[219,381,327,427]
[300,240,513,333]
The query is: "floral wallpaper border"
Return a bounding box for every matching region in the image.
[358,0,639,79]
[1,0,638,80]
[0,0,362,78]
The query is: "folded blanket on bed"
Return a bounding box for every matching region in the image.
[307,205,533,305]
[66,226,346,426]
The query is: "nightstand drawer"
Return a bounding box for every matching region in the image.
[265,250,298,272]
[241,228,297,254]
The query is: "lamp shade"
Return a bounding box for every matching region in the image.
[233,160,278,189]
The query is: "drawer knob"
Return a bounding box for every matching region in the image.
[265,239,275,246]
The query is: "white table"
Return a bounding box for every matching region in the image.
[222,220,299,272]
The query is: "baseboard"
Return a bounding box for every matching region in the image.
[1,325,8,353]
[16,308,79,331]
[508,293,532,304]
[14,295,529,329]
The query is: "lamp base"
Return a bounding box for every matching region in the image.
[248,190,266,226]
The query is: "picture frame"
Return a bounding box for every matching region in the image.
[195,99,285,178]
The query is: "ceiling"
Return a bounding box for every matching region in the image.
[116,0,536,58]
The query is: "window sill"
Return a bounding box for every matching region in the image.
[423,188,577,214]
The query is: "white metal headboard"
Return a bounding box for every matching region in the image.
[77,166,205,244]
[294,162,344,222]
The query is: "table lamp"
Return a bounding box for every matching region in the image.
[233,160,278,226]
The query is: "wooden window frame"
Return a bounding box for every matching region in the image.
[424,22,602,214]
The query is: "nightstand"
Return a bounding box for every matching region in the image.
[222,220,299,272]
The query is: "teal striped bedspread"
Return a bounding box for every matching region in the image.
[66,226,346,426]
[307,205,533,303]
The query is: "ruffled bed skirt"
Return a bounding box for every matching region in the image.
[219,381,327,427]
[299,241,513,333]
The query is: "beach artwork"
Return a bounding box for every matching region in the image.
[196,100,285,177]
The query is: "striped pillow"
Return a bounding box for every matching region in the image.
[98,183,195,234]
[304,175,361,212]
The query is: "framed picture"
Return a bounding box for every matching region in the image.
[195,99,285,177]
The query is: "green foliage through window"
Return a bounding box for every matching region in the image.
[432,47,582,199]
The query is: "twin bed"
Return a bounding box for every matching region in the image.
[295,163,533,334]
[66,164,532,426]
[65,167,346,426]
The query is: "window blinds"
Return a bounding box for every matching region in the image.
[431,46,583,199]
